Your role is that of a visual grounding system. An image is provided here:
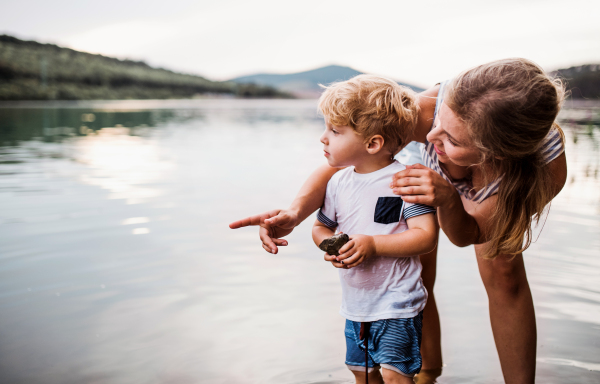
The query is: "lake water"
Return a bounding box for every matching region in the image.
[0,99,598,384]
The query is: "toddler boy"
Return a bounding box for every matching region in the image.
[312,75,437,384]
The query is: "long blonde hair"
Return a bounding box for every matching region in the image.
[445,58,566,259]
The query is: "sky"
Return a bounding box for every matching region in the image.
[2,0,599,88]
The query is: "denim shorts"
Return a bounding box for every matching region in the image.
[344,312,423,377]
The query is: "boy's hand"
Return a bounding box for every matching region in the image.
[323,252,347,269]
[334,234,376,268]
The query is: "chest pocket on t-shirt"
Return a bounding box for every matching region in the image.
[374,197,404,224]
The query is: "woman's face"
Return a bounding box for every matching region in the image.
[426,103,481,167]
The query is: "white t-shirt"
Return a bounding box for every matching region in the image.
[317,161,435,322]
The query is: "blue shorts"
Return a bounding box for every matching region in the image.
[344,313,423,377]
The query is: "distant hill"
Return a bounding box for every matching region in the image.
[231,65,425,98]
[551,64,600,99]
[0,35,290,100]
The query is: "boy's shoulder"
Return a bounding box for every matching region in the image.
[336,161,407,178]
[327,161,407,194]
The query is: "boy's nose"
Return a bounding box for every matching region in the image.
[319,132,327,144]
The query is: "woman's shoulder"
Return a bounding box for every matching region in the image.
[540,125,565,163]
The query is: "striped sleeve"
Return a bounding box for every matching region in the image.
[317,209,338,228]
[540,127,565,163]
[403,203,436,220]
[317,172,340,229]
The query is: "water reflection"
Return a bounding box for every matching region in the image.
[0,99,598,384]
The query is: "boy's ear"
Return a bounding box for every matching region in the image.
[366,135,385,154]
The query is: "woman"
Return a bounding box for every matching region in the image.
[229,58,568,384]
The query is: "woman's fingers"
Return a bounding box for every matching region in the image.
[259,226,278,254]
[229,215,262,229]
[229,209,281,229]
[264,210,298,229]
[272,238,288,246]
[262,243,274,254]
[392,185,429,195]
[397,195,430,204]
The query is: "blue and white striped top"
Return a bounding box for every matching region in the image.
[421,81,565,203]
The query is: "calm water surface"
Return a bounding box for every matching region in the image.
[0,99,598,384]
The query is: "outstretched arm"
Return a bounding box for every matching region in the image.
[229,164,340,253]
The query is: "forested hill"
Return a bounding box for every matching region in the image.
[0,35,290,100]
[552,64,600,99]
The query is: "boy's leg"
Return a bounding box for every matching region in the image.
[476,246,536,384]
[419,226,443,371]
[349,369,384,384]
[381,367,416,384]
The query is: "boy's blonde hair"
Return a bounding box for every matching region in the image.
[318,74,420,153]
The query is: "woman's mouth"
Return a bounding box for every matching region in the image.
[434,145,446,156]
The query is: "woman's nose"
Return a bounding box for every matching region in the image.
[426,120,441,143]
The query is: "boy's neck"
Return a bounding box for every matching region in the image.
[353,154,395,174]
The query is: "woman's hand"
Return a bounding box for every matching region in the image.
[229,209,299,254]
[324,234,376,269]
[390,164,458,207]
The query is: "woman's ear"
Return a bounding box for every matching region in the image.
[366,135,385,154]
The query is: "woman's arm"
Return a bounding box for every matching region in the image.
[391,164,481,246]
[229,164,340,253]
[391,152,568,247]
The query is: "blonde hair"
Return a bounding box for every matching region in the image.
[318,74,420,153]
[445,58,566,259]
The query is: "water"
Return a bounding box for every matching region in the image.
[0,99,598,384]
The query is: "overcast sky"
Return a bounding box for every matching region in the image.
[2,0,599,87]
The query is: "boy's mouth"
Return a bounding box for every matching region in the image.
[324,150,330,157]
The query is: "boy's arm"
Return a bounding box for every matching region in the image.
[312,219,336,247]
[335,213,437,269]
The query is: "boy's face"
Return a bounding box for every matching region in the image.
[320,120,368,168]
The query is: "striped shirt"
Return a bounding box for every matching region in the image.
[422,81,565,203]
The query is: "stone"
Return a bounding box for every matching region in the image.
[318,233,350,256]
